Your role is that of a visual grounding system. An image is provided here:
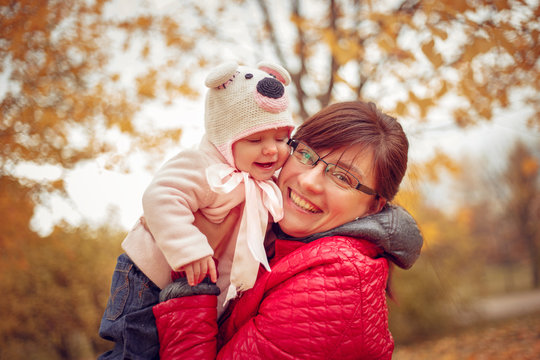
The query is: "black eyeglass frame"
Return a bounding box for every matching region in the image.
[287,139,380,197]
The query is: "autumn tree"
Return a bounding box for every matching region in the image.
[389,158,487,343]
[250,0,540,128]
[0,0,216,233]
[0,222,125,359]
[388,202,480,343]
[448,140,540,290]
[502,141,540,287]
[2,0,539,231]
[0,2,196,357]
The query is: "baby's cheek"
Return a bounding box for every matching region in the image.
[277,145,290,167]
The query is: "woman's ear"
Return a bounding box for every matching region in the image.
[370,196,387,215]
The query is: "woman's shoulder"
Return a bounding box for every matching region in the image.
[242,236,391,357]
[282,235,384,261]
[316,235,384,257]
[272,236,387,279]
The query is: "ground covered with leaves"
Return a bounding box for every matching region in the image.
[393,311,540,360]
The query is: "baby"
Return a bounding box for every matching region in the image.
[98,61,294,359]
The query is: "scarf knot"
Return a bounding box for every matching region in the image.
[206,163,283,303]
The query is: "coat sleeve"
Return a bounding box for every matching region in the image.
[142,150,215,270]
[153,295,218,360]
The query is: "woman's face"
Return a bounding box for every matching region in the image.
[277,144,379,237]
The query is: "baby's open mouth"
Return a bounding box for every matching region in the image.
[255,162,275,169]
[289,189,321,213]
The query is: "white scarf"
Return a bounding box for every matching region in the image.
[206,163,283,303]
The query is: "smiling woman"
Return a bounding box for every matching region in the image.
[290,101,409,202]
[279,139,380,237]
[277,101,408,237]
[153,100,423,360]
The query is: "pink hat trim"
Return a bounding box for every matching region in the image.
[254,90,289,114]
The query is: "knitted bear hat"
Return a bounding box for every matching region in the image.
[204,61,295,168]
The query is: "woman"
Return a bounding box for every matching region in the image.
[153,101,423,359]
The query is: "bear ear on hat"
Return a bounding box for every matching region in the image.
[257,61,291,86]
[205,61,239,88]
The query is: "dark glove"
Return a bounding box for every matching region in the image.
[159,276,221,303]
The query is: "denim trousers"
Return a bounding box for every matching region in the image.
[98,253,161,360]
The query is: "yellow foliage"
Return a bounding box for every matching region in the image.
[395,101,408,117]
[136,70,158,99]
[1,222,125,358]
[141,43,150,59]
[455,207,473,230]
[394,189,422,218]
[135,16,153,30]
[421,39,444,68]
[322,30,362,65]
[419,221,441,246]
[521,157,539,177]
[408,90,435,118]
[454,108,474,127]
[0,177,35,250]
[459,36,493,64]
[377,33,396,54]
[428,24,448,41]
[493,0,511,10]
[435,80,449,99]
[492,26,516,56]
[417,151,461,182]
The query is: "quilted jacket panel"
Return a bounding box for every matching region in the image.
[154,236,393,359]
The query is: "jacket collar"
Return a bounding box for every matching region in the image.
[271,204,423,269]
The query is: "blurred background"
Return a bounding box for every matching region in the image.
[1,0,539,358]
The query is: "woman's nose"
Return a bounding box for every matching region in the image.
[297,163,325,193]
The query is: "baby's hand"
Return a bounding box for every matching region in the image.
[181,256,217,286]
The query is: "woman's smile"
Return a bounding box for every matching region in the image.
[277,145,379,237]
[289,189,321,213]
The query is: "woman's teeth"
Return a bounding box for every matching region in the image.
[290,190,320,213]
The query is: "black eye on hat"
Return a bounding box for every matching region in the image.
[245,73,253,79]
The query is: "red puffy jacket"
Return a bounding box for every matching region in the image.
[153,235,393,359]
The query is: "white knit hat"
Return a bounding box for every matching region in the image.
[204,61,295,167]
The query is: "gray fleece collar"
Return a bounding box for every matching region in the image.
[272,204,423,269]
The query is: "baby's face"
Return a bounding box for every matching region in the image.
[232,127,291,180]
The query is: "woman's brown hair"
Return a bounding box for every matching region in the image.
[292,101,408,201]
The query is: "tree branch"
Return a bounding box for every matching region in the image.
[318,0,338,108]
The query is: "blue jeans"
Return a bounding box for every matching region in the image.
[98,254,161,359]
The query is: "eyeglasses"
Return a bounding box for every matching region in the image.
[287,139,379,197]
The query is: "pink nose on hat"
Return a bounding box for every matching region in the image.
[254,77,289,114]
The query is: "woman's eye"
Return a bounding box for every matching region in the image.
[297,150,313,163]
[332,171,354,186]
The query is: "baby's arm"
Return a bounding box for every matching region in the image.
[180,255,217,286]
[142,150,215,272]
